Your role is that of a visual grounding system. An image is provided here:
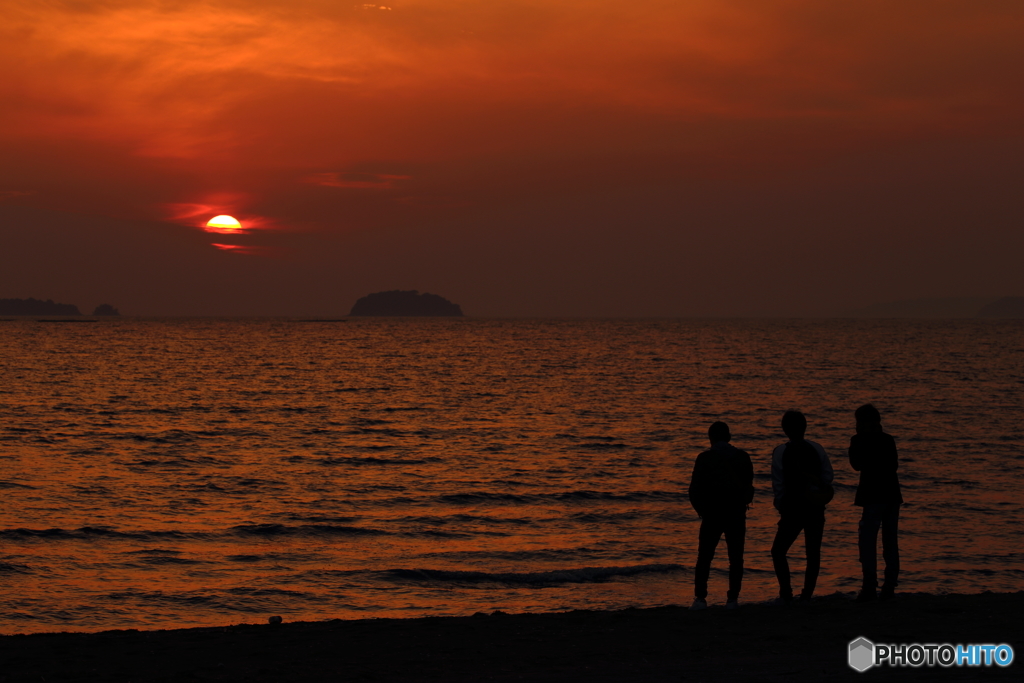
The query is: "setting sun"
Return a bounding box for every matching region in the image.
[206,215,241,231]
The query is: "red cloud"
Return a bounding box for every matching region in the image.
[305,172,411,189]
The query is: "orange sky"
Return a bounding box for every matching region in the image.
[1,0,1023,315]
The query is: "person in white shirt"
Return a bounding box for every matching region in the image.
[770,410,834,603]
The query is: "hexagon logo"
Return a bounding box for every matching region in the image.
[849,637,875,672]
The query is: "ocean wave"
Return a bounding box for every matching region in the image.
[407,526,502,539]
[930,551,1024,564]
[103,589,311,612]
[318,456,440,466]
[225,551,327,563]
[279,406,329,413]
[229,523,389,538]
[281,514,362,524]
[111,430,202,443]
[557,490,684,502]
[334,386,392,392]
[225,587,310,597]
[396,514,534,527]
[436,490,685,505]
[414,547,621,562]
[138,555,206,565]
[437,492,535,504]
[0,523,388,542]
[0,527,194,541]
[384,563,685,585]
[124,549,184,555]
[124,456,219,469]
[570,511,643,523]
[226,554,264,563]
[347,427,412,436]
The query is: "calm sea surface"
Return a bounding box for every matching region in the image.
[1,318,1022,634]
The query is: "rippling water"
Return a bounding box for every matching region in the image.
[1,318,1022,633]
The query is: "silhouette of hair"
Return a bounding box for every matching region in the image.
[781,410,806,440]
[708,421,731,443]
[855,403,881,424]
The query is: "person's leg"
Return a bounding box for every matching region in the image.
[694,516,723,600]
[880,504,901,592]
[723,511,747,602]
[859,505,883,592]
[801,510,825,599]
[771,515,802,600]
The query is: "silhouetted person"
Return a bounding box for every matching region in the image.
[770,410,834,603]
[687,421,754,610]
[850,403,903,601]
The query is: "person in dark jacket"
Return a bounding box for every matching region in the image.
[850,403,903,601]
[770,410,834,604]
[687,421,754,610]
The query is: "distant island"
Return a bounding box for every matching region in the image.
[93,304,120,316]
[349,290,464,317]
[0,298,81,316]
[848,296,1024,318]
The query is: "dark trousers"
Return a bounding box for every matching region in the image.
[694,510,746,601]
[859,503,900,589]
[771,508,825,599]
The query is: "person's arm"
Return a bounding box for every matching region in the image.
[849,435,864,471]
[771,444,785,509]
[742,450,755,507]
[885,434,899,472]
[688,454,705,517]
[813,441,834,484]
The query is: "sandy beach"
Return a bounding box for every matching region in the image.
[2,591,1019,682]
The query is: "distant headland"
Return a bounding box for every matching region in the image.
[0,298,121,316]
[349,290,464,317]
[848,296,1024,318]
[0,298,81,316]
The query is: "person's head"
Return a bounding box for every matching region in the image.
[855,403,882,434]
[708,421,731,444]
[781,410,806,440]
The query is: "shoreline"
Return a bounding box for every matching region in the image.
[3,591,1020,682]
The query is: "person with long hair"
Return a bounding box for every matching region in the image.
[850,403,904,601]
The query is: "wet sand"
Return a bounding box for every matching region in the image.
[2,592,1020,682]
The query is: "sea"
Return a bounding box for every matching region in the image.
[1,318,1022,634]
